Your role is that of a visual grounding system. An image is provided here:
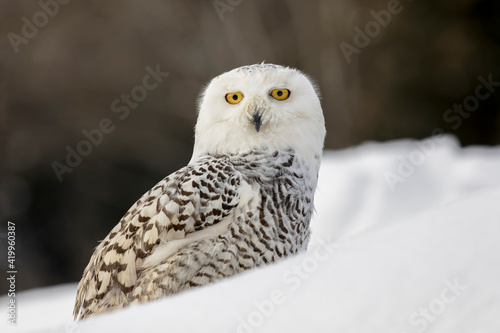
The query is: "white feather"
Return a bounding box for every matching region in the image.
[191,64,325,183]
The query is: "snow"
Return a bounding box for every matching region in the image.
[3,135,500,333]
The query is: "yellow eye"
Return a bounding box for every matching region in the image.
[271,89,290,101]
[225,92,243,104]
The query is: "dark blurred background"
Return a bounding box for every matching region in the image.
[0,0,499,292]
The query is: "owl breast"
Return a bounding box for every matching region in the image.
[129,149,316,302]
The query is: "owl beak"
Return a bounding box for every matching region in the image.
[252,112,262,132]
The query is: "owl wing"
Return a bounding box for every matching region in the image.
[73,157,243,319]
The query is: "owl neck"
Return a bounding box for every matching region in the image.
[190,131,323,187]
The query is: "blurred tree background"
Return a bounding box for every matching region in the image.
[0,0,499,292]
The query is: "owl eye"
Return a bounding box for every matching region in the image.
[271,89,290,101]
[225,92,243,104]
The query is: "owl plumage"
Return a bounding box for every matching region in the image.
[74,63,326,319]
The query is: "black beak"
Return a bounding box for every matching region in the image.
[252,112,262,132]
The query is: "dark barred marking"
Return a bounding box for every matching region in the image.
[74,149,316,319]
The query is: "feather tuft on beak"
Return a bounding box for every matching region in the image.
[252,112,262,132]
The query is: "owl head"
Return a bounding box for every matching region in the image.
[191,63,326,165]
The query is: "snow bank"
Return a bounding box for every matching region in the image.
[1,284,76,333]
[311,135,500,243]
[3,135,500,333]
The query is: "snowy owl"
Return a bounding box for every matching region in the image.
[74,63,326,319]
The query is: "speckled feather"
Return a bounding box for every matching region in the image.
[74,150,315,319]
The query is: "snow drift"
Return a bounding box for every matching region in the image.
[3,135,500,333]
